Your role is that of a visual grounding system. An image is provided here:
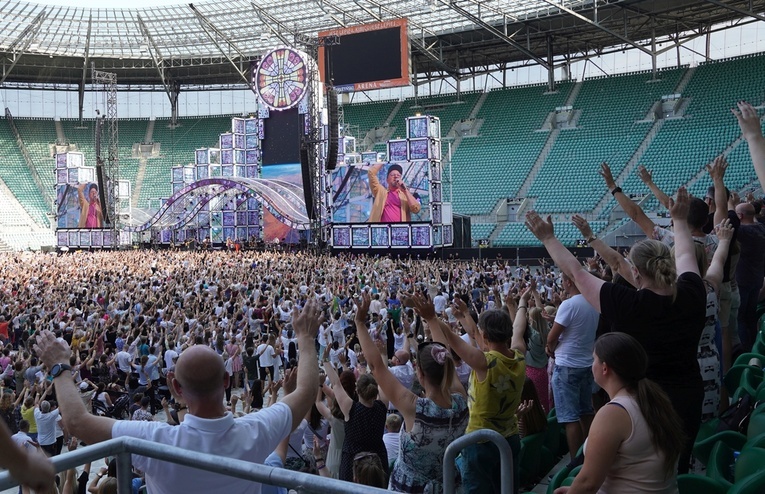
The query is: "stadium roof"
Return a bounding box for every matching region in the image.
[0,0,762,89]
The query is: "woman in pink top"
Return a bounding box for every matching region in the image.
[555,332,685,494]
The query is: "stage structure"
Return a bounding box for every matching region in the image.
[328,114,454,249]
[55,68,124,249]
[54,37,451,251]
[116,46,322,247]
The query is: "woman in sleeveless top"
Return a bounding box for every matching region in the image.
[554,333,685,494]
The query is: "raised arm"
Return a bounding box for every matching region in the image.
[322,361,352,420]
[707,155,729,228]
[638,165,671,209]
[0,419,55,493]
[511,288,531,355]
[279,297,321,431]
[601,162,656,237]
[34,331,115,446]
[572,215,635,287]
[704,219,734,291]
[733,101,765,190]
[668,187,700,277]
[409,294,488,374]
[526,212,605,312]
[355,292,416,421]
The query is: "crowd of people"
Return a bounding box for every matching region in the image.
[0,101,763,494]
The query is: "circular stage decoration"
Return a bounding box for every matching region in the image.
[255,47,309,110]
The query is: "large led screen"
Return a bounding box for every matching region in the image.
[331,162,430,223]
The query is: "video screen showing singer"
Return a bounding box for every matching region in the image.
[367,163,421,223]
[77,183,103,228]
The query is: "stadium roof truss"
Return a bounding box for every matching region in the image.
[0,0,762,93]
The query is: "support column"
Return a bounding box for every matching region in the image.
[547,35,555,92]
[651,24,657,81]
[170,82,180,128]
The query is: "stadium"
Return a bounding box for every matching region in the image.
[0,0,764,493]
[0,0,759,255]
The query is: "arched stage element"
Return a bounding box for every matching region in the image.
[122,177,309,233]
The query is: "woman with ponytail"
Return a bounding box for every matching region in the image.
[527,187,706,473]
[555,332,685,494]
[355,291,468,493]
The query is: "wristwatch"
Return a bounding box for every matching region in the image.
[49,363,72,379]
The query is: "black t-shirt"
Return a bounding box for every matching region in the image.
[599,272,706,387]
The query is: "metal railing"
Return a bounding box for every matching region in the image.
[443,429,514,494]
[0,437,390,494]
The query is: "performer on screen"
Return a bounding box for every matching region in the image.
[367,163,421,223]
[77,183,103,229]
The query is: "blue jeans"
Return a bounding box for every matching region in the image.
[457,434,520,494]
[552,365,594,423]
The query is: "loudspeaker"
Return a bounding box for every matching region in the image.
[326,87,339,170]
[300,147,316,221]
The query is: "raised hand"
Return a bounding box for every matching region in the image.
[715,218,734,242]
[525,211,555,242]
[355,291,371,326]
[732,101,763,140]
[668,186,690,221]
[637,165,653,185]
[451,297,469,320]
[572,214,593,238]
[33,330,72,368]
[520,286,533,303]
[599,162,617,190]
[706,155,728,182]
[291,297,322,341]
[407,293,437,320]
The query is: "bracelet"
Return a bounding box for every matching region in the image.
[586,236,597,244]
[517,306,527,310]
[96,474,103,479]
[316,462,326,470]
[610,186,623,196]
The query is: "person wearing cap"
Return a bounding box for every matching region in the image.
[367,163,421,223]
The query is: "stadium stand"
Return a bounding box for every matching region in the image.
[141,116,233,208]
[450,82,574,215]
[529,68,684,214]
[0,118,51,228]
[0,54,762,249]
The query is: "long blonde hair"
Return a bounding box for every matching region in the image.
[527,307,549,342]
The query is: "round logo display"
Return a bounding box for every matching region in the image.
[255,47,308,110]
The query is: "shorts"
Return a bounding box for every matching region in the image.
[552,365,594,423]
[259,365,274,381]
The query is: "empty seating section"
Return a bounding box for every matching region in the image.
[13,119,58,193]
[139,116,233,208]
[113,120,148,202]
[0,118,50,227]
[470,223,495,242]
[495,220,607,247]
[530,68,684,213]
[616,54,765,209]
[451,83,573,215]
[342,99,399,143]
